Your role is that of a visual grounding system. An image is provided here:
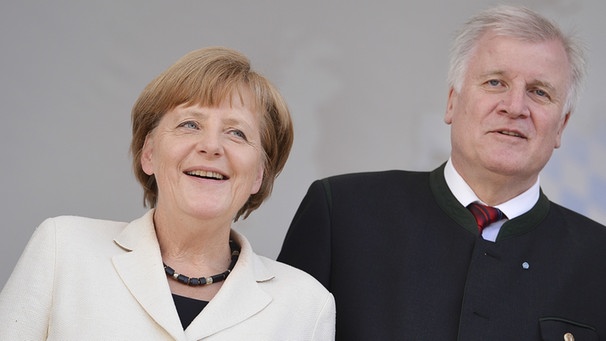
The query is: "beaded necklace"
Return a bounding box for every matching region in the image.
[163,240,240,286]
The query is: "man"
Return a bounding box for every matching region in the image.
[278,5,606,340]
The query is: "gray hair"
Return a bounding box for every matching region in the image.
[447,5,586,114]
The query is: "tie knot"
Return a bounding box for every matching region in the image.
[467,203,504,232]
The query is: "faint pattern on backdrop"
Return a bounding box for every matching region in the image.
[1,1,605,289]
[543,123,606,225]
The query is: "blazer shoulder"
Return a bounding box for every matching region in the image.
[322,169,429,187]
[36,215,128,243]
[316,170,431,202]
[548,201,606,238]
[45,215,127,226]
[325,169,426,181]
[258,255,332,297]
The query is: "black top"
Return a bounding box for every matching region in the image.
[278,164,606,340]
[172,294,208,329]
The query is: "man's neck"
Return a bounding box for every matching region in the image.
[447,158,537,206]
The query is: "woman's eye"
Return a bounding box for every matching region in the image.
[229,129,247,140]
[179,121,199,129]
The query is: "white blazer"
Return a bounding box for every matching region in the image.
[0,210,335,340]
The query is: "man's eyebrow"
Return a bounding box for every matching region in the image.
[528,80,557,93]
[479,70,506,78]
[479,71,559,91]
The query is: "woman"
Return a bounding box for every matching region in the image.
[0,47,335,340]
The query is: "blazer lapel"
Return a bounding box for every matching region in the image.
[112,210,185,341]
[185,230,273,339]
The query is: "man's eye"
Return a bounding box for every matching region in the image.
[534,89,548,97]
[487,79,501,87]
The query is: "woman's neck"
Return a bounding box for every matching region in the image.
[153,208,235,301]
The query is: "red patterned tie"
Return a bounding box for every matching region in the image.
[467,203,504,232]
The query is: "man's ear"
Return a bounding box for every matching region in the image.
[554,112,571,149]
[444,87,457,125]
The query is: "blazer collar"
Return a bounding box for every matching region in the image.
[113,210,275,340]
[185,229,273,339]
[112,209,186,340]
[430,163,550,241]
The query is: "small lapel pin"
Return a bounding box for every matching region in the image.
[564,332,574,341]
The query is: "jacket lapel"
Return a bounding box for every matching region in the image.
[185,230,273,339]
[112,210,185,341]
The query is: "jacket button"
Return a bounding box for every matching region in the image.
[564,332,575,341]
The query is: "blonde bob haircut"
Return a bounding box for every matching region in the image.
[130,47,294,221]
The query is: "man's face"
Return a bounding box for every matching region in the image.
[445,32,571,187]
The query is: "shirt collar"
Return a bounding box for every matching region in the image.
[443,158,540,220]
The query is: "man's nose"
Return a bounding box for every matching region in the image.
[498,87,531,118]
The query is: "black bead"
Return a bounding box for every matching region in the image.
[163,240,241,286]
[164,265,175,276]
[176,274,189,284]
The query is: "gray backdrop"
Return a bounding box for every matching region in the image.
[2,0,605,288]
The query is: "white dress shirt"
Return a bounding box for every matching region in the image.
[443,158,540,241]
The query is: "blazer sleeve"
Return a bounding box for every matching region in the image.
[0,218,57,340]
[277,179,332,289]
[312,291,336,341]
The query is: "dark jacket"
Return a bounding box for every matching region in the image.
[278,164,606,340]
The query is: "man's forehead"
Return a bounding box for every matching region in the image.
[472,35,571,85]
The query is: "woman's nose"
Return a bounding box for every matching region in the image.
[197,132,223,156]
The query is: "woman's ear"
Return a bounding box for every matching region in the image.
[140,134,155,176]
[251,164,264,195]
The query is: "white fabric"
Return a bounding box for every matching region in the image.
[0,210,335,340]
[443,159,540,241]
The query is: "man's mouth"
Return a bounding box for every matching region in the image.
[185,170,227,180]
[497,130,525,138]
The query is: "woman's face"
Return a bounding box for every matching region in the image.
[140,93,264,224]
